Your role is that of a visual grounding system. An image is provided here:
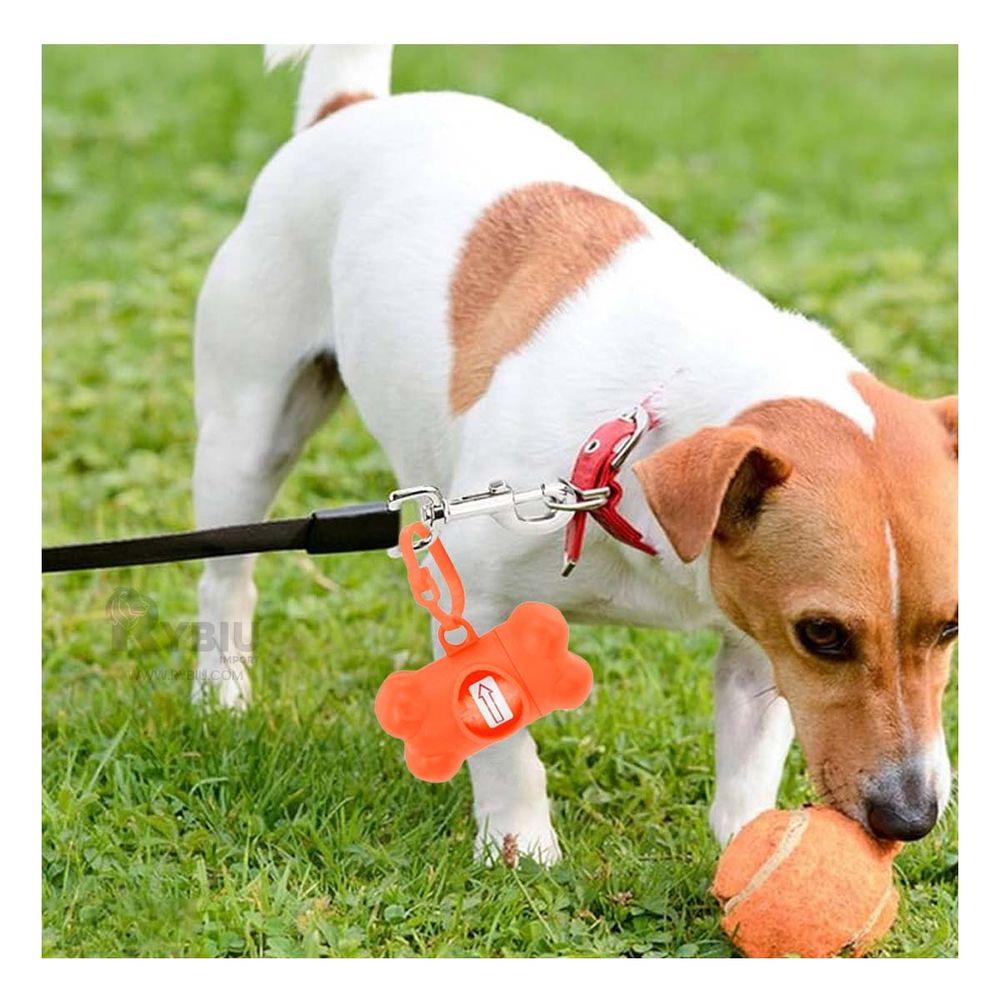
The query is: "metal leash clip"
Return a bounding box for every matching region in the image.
[387,477,612,556]
[545,479,612,512]
[386,402,654,561]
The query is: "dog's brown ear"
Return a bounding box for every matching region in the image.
[929,395,958,457]
[632,426,792,563]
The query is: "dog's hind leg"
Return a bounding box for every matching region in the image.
[191,233,343,709]
[192,362,342,708]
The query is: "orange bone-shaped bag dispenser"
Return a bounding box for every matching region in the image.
[375,523,593,782]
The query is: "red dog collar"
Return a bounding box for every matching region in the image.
[562,399,660,576]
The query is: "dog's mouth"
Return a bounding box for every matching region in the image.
[813,760,868,830]
[815,758,943,843]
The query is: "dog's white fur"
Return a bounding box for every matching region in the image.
[192,46,949,863]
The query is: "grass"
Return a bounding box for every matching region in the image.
[41,45,957,957]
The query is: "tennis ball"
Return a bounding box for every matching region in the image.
[712,805,902,958]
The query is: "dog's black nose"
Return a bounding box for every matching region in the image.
[866,794,938,842]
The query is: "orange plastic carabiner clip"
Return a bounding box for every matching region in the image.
[398,522,478,655]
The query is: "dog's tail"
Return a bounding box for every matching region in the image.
[265,45,394,133]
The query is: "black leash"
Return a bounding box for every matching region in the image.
[42,502,399,574]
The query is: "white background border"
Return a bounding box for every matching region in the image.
[16,0,994,989]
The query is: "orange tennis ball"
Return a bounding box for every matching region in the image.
[712,806,902,958]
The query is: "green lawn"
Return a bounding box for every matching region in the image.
[41,45,957,957]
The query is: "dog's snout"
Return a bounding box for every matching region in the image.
[864,765,939,842]
[866,797,938,841]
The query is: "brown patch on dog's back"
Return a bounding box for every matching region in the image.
[448,182,648,414]
[311,90,376,126]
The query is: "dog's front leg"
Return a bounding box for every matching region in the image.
[467,729,561,866]
[709,630,795,845]
[426,574,561,866]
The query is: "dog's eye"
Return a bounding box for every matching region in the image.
[938,616,958,644]
[795,618,853,660]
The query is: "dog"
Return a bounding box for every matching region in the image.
[191,45,957,863]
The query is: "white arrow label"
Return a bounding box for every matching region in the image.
[471,676,514,728]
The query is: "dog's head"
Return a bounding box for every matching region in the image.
[634,373,957,841]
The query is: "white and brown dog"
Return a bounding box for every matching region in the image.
[192,45,958,863]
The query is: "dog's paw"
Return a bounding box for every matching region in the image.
[474,814,563,867]
[191,656,252,711]
[709,795,766,846]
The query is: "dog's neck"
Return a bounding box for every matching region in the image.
[555,231,877,631]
